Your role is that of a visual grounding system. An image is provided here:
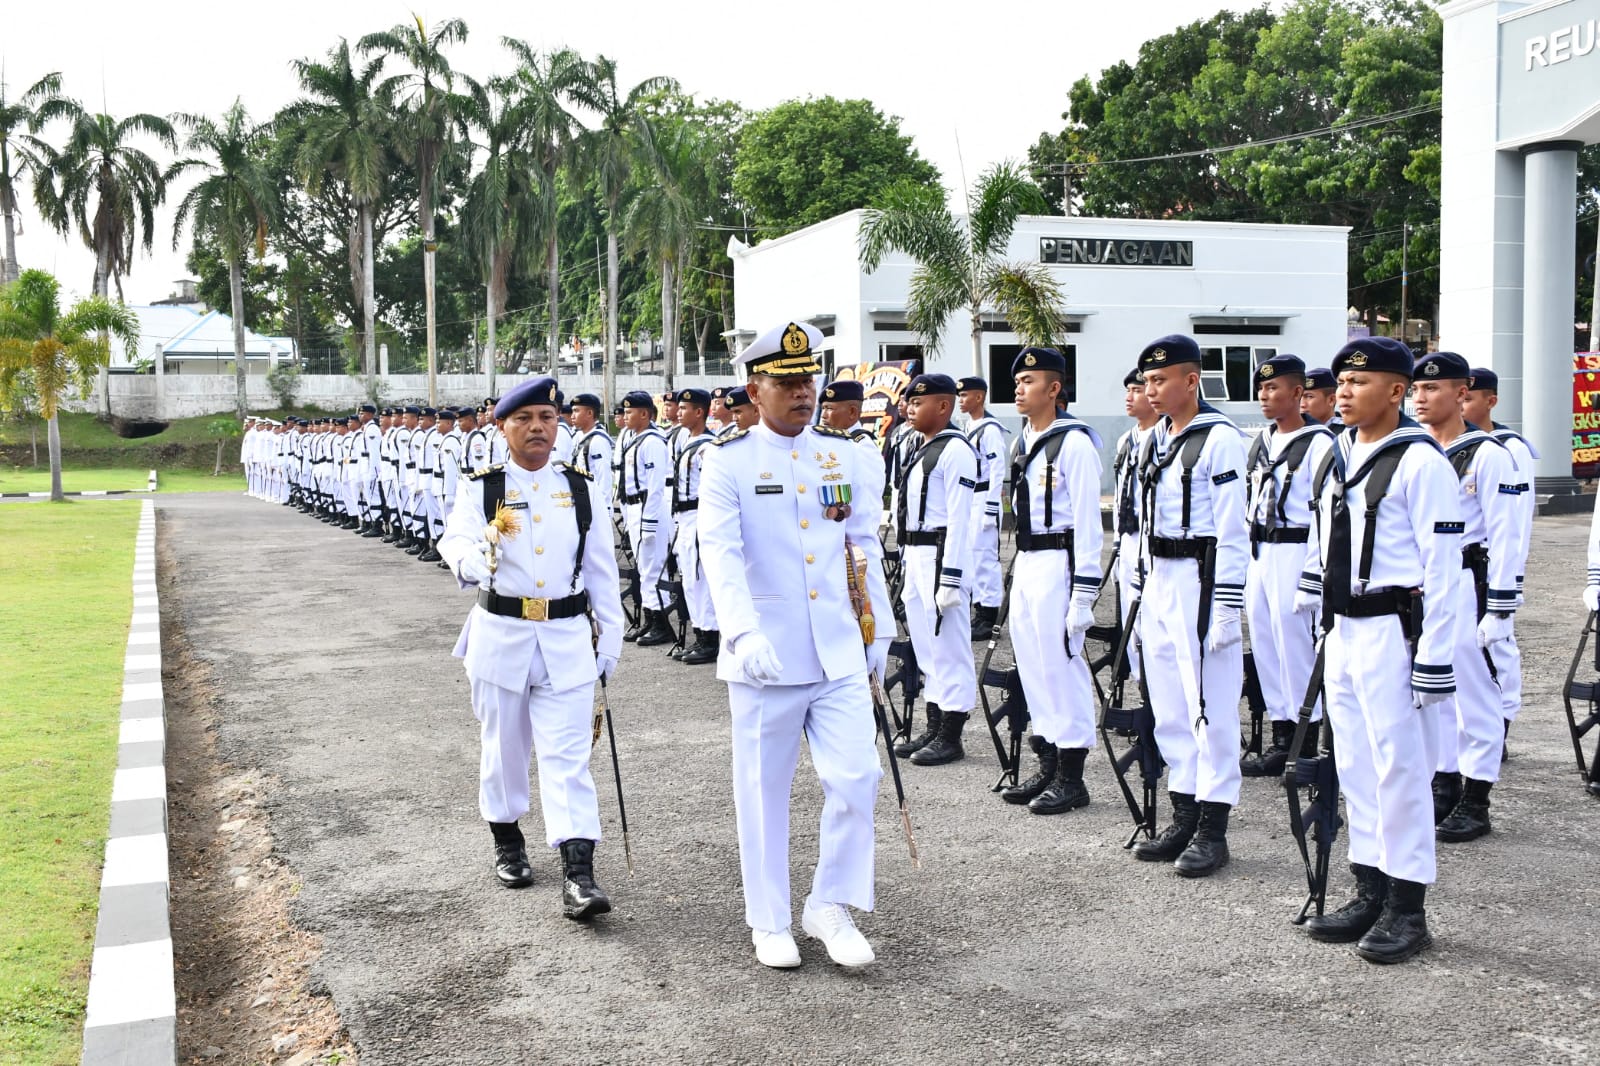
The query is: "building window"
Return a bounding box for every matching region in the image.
[1200,345,1277,402]
[988,344,1076,405]
[878,343,923,365]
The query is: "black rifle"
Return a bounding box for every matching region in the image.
[976,556,1024,791]
[1284,635,1338,924]
[1094,596,1163,846]
[883,637,921,738]
[1561,610,1600,786]
[1239,650,1268,767]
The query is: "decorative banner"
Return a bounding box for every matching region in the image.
[833,359,920,453]
[1572,352,1600,479]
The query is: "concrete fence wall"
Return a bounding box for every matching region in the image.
[64,372,742,420]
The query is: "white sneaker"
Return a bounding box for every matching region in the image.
[752,928,801,969]
[801,899,875,967]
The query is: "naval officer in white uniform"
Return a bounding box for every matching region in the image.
[698,321,893,970]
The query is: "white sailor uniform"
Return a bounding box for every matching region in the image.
[672,428,719,634]
[1489,423,1537,724]
[965,413,1008,611]
[620,426,671,611]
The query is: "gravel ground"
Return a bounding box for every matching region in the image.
[156,493,1600,1066]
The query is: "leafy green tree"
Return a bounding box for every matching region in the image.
[0,71,80,283]
[172,100,279,419]
[0,269,137,500]
[734,96,939,235]
[859,162,1063,377]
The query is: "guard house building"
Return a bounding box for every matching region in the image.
[728,210,1349,474]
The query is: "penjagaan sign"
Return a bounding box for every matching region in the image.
[1039,237,1194,268]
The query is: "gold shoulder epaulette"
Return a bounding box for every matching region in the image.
[812,424,850,439]
[466,464,504,480]
[560,461,593,481]
[712,428,749,446]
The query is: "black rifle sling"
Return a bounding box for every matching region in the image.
[1313,441,1413,596]
[1008,424,1072,536]
[479,466,592,593]
[1140,424,1214,537]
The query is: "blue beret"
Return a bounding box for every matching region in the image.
[822,379,864,403]
[677,387,712,408]
[1012,347,1068,377]
[419,406,436,418]
[1138,335,1201,371]
[1332,336,1415,379]
[345,413,359,423]
[1122,367,1145,387]
[1468,367,1498,392]
[711,386,730,400]
[496,376,561,418]
[437,407,457,421]
[571,393,602,412]
[956,376,988,394]
[725,386,751,409]
[1253,353,1307,387]
[359,403,377,414]
[1414,351,1471,382]
[1304,368,1337,391]
[906,373,958,397]
[620,390,655,413]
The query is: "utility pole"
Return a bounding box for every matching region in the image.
[1399,222,1410,348]
[1591,193,1600,353]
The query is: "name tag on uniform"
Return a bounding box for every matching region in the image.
[503,500,529,511]
[755,485,784,495]
[1213,470,1239,486]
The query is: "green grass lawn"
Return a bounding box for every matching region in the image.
[0,410,326,452]
[0,466,244,495]
[0,501,140,1065]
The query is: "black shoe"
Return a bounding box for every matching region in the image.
[680,630,720,665]
[418,544,443,563]
[1356,879,1432,964]
[361,523,385,538]
[1029,747,1090,815]
[1174,801,1231,877]
[405,538,426,555]
[894,704,942,758]
[559,839,612,920]
[910,710,968,766]
[1133,793,1200,862]
[668,629,691,660]
[970,605,998,642]
[1000,736,1057,805]
[1437,778,1492,842]
[636,609,675,647]
[1244,720,1296,777]
[490,822,534,888]
[1307,863,1388,943]
[1432,771,1462,826]
[1587,777,1600,798]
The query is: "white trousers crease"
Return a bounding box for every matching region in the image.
[470,672,601,847]
[1245,541,1322,723]
[1009,549,1094,748]
[1436,578,1505,782]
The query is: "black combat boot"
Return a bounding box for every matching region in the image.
[1243,720,1296,778]
[680,629,720,665]
[910,710,968,766]
[1174,801,1231,877]
[489,821,534,888]
[1306,863,1388,943]
[418,538,443,562]
[1436,777,1493,842]
[668,629,692,661]
[1133,792,1200,863]
[970,605,998,642]
[1299,720,1322,757]
[636,609,674,647]
[405,532,427,555]
[1355,878,1432,964]
[1029,747,1090,815]
[1000,736,1057,805]
[361,520,385,538]
[559,839,612,920]
[1431,771,1463,827]
[894,704,942,758]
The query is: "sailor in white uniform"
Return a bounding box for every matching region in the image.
[667,388,721,665]
[698,321,892,970]
[439,376,624,921]
[569,393,615,509]
[618,391,673,646]
[1111,368,1158,681]
[958,376,1008,642]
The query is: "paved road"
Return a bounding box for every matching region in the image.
[156,493,1600,1065]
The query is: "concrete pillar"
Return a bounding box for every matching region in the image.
[153,344,165,420]
[379,343,390,377]
[1521,141,1583,493]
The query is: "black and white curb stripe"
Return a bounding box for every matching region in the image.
[0,489,145,498]
[81,501,176,1065]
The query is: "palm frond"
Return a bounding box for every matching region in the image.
[982,261,1065,349]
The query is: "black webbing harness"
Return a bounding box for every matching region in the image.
[896,430,972,618]
[1449,437,1494,624]
[671,436,715,514]
[1112,432,1138,536]
[1246,428,1325,556]
[1313,441,1424,643]
[478,465,593,594]
[1007,423,1079,557]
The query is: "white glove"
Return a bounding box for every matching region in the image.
[981,512,998,531]
[935,586,962,616]
[457,543,494,586]
[596,653,618,683]
[865,640,889,683]
[1413,689,1453,709]
[1292,590,1320,617]
[1066,598,1096,640]
[1585,585,1600,613]
[731,632,783,687]
[1206,606,1242,653]
[1476,613,1514,650]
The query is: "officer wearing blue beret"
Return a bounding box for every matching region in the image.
[1302,367,1341,428]
[956,375,1007,641]
[568,393,614,508]
[618,391,673,646]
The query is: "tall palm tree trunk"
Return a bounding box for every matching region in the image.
[605,229,619,414]
[1,190,19,283]
[47,412,63,502]
[661,256,675,391]
[424,235,437,403]
[361,201,377,384]
[93,244,111,418]
[485,281,497,397]
[546,235,560,370]
[969,302,984,378]
[230,256,248,419]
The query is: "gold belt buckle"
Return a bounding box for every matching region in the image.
[521,597,549,621]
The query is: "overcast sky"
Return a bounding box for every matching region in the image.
[7,0,1266,307]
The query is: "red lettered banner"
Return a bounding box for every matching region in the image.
[833,359,920,453]
[1573,352,1600,478]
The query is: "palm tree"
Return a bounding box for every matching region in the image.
[498,40,585,371]
[859,161,1064,377]
[0,70,81,283]
[625,114,704,391]
[172,101,279,419]
[286,40,390,386]
[566,56,678,412]
[360,16,473,405]
[0,269,137,501]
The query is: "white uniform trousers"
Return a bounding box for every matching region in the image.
[971,521,1002,609]
[1489,632,1522,723]
[1245,541,1322,723]
[342,478,360,517]
[625,504,670,610]
[1009,549,1094,748]
[729,674,881,933]
[1138,556,1243,805]
[900,544,976,712]
[1116,533,1142,681]
[363,474,381,521]
[406,486,426,533]
[1436,577,1505,782]
[1325,613,1437,885]
[470,673,601,847]
[674,515,718,630]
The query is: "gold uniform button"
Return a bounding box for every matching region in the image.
[800,519,809,529]
[797,484,806,493]
[533,514,542,523]
[535,546,544,555]
[537,580,545,589]
[791,450,799,459]
[809,590,818,600]
[806,554,815,564]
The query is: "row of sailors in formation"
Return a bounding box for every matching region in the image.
[239,331,1538,969]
